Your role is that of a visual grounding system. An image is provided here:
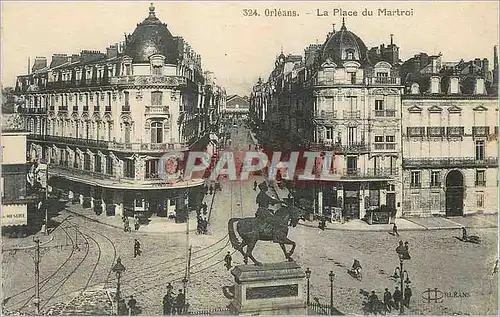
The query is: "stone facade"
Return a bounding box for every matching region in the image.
[14,5,225,218]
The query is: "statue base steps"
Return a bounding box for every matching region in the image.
[229,261,306,315]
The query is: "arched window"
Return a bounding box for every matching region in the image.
[151,122,163,143]
[346,49,355,60]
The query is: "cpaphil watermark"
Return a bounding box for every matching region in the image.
[157,151,343,182]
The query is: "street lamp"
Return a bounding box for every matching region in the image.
[112,257,126,316]
[305,268,311,306]
[394,242,411,315]
[329,271,335,315]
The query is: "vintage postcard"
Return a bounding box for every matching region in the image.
[1,1,498,316]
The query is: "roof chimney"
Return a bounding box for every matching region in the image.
[32,57,47,73]
[50,54,68,68]
[390,34,394,46]
[107,45,118,59]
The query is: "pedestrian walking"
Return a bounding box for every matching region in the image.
[393,286,402,310]
[383,288,393,312]
[367,291,379,313]
[209,184,214,195]
[163,289,173,315]
[134,239,141,258]
[404,241,409,251]
[253,180,258,191]
[224,251,232,270]
[404,285,412,308]
[128,295,138,315]
[124,217,131,233]
[202,202,208,213]
[175,290,185,315]
[493,259,498,275]
[393,223,400,236]
[118,298,128,315]
[134,216,140,231]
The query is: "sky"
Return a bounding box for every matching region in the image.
[1,1,499,96]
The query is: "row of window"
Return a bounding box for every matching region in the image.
[28,91,164,110]
[407,126,495,137]
[51,64,163,83]
[410,170,487,187]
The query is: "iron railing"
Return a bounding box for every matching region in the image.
[403,157,498,168]
[28,135,190,152]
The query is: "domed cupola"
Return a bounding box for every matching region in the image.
[321,18,368,65]
[124,3,178,64]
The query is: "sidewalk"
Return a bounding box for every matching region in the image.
[62,191,218,235]
[269,182,497,232]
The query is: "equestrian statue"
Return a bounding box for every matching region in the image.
[228,181,305,266]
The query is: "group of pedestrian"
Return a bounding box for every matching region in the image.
[196,201,209,234]
[118,296,140,316]
[122,216,141,232]
[381,285,412,312]
[163,284,186,315]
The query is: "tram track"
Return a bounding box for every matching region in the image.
[5,225,77,312]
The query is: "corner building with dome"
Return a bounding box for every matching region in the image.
[251,19,404,221]
[15,5,225,220]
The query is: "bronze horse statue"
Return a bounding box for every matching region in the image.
[228,200,305,266]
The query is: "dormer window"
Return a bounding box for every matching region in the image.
[152,65,163,76]
[346,49,355,60]
[475,78,485,95]
[411,83,420,94]
[430,76,440,94]
[450,77,459,94]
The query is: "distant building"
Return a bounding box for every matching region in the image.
[1,129,39,235]
[14,4,225,222]
[223,95,250,120]
[251,19,403,220]
[250,19,498,219]
[400,47,498,217]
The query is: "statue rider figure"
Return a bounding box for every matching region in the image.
[255,181,282,242]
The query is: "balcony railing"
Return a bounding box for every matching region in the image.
[146,106,169,114]
[18,107,46,114]
[105,106,111,112]
[410,183,421,189]
[343,110,360,119]
[321,168,398,179]
[403,157,498,168]
[430,182,442,188]
[365,76,401,85]
[110,75,188,87]
[309,141,370,153]
[50,164,112,181]
[472,126,489,137]
[122,106,131,112]
[374,143,397,150]
[108,142,190,152]
[373,109,397,117]
[28,135,190,152]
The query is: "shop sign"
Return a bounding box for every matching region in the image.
[1,204,28,226]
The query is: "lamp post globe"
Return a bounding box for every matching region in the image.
[112,257,126,315]
[329,271,335,282]
[329,271,335,315]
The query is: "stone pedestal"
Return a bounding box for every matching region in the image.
[229,262,306,315]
